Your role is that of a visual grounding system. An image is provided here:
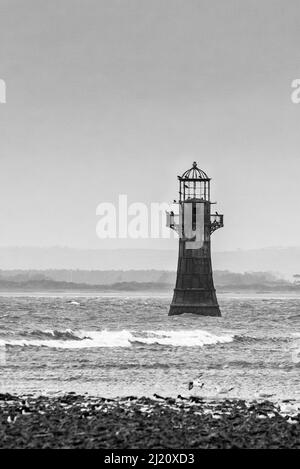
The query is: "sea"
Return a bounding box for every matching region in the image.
[0,293,299,402]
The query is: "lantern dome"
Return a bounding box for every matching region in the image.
[181,162,209,180]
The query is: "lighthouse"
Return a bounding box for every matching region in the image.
[166,162,223,316]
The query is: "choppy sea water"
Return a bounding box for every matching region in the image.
[0,293,299,401]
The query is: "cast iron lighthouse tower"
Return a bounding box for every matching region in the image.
[167,162,223,316]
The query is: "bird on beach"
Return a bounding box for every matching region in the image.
[188,373,204,391]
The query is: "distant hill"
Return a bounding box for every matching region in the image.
[0,246,300,277]
[0,269,175,285]
[0,269,299,292]
[0,278,171,292]
[0,268,288,285]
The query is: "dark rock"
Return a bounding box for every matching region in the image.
[0,395,299,449]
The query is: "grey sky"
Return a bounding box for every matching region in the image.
[0,0,299,251]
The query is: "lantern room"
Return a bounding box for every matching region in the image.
[178,161,210,202]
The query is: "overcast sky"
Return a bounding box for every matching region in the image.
[0,0,299,251]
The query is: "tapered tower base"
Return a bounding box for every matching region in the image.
[168,201,221,317]
[168,304,221,316]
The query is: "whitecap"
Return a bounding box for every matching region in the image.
[0,329,234,349]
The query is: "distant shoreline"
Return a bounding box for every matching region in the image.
[0,280,300,294]
[1,287,300,297]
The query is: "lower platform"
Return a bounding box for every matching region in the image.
[168,303,221,316]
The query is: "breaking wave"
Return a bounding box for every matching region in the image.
[19,329,89,341]
[232,334,288,344]
[0,329,234,349]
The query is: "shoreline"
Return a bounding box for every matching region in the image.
[0,393,299,449]
[1,290,300,298]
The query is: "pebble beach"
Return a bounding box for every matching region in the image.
[0,393,299,449]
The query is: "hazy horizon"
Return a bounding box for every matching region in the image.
[0,245,300,276]
[1,243,300,251]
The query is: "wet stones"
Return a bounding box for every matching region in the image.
[0,394,299,449]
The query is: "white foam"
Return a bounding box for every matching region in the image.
[0,329,234,349]
[131,329,233,347]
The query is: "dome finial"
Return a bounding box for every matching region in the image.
[192,161,197,168]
